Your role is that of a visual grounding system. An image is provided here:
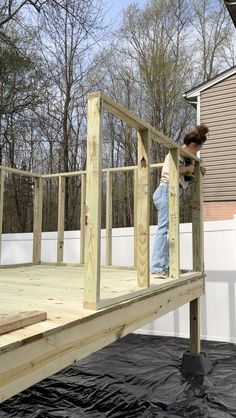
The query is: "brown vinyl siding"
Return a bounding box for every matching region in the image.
[200,72,236,201]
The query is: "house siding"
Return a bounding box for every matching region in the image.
[200,72,236,202]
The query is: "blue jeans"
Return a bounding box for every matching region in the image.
[151,183,183,273]
[151,183,169,273]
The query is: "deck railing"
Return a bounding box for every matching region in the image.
[84,92,203,310]
[0,92,203,325]
[0,166,42,266]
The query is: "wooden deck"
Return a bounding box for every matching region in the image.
[0,265,204,403]
[0,92,205,403]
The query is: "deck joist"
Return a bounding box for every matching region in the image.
[0,265,204,403]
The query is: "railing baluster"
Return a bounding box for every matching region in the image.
[106,170,112,266]
[57,176,65,264]
[33,177,43,264]
[0,169,4,264]
[80,173,86,264]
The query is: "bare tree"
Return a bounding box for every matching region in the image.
[191,0,235,81]
[37,0,106,229]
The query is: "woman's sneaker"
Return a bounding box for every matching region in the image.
[152,271,169,279]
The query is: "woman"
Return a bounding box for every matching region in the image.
[151,124,208,278]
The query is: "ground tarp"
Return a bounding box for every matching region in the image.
[1,334,236,417]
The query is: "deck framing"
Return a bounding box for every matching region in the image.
[0,91,205,403]
[0,267,203,403]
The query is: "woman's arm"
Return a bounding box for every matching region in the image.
[179,164,195,174]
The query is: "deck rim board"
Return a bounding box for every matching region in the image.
[0,276,204,402]
[0,266,204,355]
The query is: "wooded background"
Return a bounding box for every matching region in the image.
[0,0,235,232]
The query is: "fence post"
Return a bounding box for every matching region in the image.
[136,128,150,287]
[33,176,43,264]
[84,94,103,309]
[57,176,65,264]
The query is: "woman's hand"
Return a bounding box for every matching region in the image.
[186,164,195,174]
[179,164,195,174]
[200,165,206,175]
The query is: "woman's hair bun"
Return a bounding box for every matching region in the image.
[184,124,209,145]
[194,124,209,136]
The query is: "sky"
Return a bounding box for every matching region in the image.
[104,0,144,27]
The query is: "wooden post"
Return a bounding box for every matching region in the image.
[190,298,201,355]
[169,148,180,278]
[33,177,43,264]
[192,161,204,272]
[136,128,150,288]
[106,170,112,266]
[133,168,137,268]
[84,95,103,309]
[80,173,86,264]
[0,169,4,264]
[57,176,65,264]
[190,161,203,355]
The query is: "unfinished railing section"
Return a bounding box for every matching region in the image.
[41,171,87,265]
[84,92,203,311]
[0,92,204,336]
[0,166,42,266]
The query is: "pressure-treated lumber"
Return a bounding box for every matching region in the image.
[0,165,40,178]
[133,168,137,268]
[0,263,35,269]
[106,170,112,266]
[0,311,47,335]
[0,169,4,264]
[0,91,205,402]
[42,171,86,179]
[33,177,43,263]
[136,129,150,287]
[0,264,204,403]
[190,161,204,355]
[80,173,86,264]
[192,162,204,272]
[88,92,200,162]
[190,298,200,355]
[57,176,65,264]
[169,148,180,278]
[84,96,103,309]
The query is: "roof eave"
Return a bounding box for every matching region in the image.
[224,1,236,27]
[182,94,197,107]
[184,66,236,98]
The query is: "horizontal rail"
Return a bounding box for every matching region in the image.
[42,171,86,179]
[0,165,41,178]
[88,92,200,163]
[104,163,163,173]
[0,262,35,269]
[89,92,150,131]
[42,164,163,179]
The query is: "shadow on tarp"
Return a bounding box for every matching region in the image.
[1,334,236,417]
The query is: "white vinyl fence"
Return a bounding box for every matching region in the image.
[2,216,236,343]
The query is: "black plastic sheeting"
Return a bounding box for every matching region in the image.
[1,334,236,417]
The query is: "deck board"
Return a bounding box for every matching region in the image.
[0,265,204,403]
